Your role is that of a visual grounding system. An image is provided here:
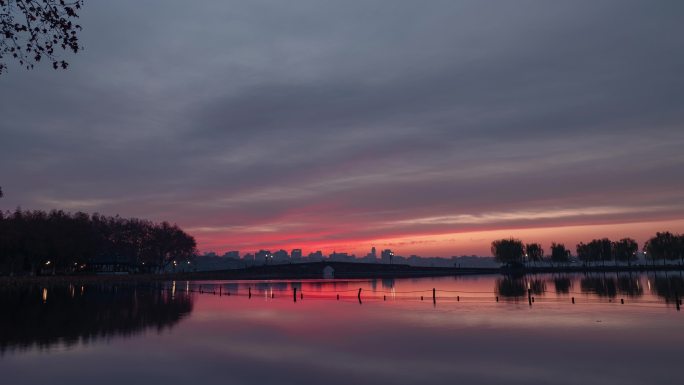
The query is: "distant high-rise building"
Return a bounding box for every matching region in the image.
[291,249,302,260]
[223,251,240,259]
[363,246,378,262]
[329,251,356,262]
[273,249,289,261]
[381,249,394,264]
[255,250,271,264]
[308,250,323,261]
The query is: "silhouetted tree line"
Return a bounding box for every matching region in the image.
[492,233,684,268]
[0,282,193,353]
[0,209,197,275]
[491,238,573,267]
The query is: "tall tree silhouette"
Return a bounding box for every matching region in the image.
[525,243,544,266]
[587,238,612,267]
[0,0,84,74]
[612,238,638,267]
[491,238,524,267]
[549,243,570,266]
[576,242,592,265]
[644,232,679,265]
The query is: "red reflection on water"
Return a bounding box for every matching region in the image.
[187,273,682,317]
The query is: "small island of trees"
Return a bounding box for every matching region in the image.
[491,232,684,268]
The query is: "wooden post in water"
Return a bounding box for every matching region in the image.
[496,296,499,302]
[433,288,436,305]
[457,295,460,301]
[357,288,362,302]
[300,292,303,300]
[337,294,340,300]
[383,295,386,301]
[248,287,251,299]
[219,286,222,296]
[528,289,532,306]
[621,298,624,304]
[676,292,681,311]
[572,297,575,304]
[293,287,297,303]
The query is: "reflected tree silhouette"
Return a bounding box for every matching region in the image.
[616,275,643,297]
[528,279,546,295]
[496,277,546,298]
[495,277,526,298]
[553,277,571,294]
[652,274,684,304]
[0,282,193,354]
[580,276,617,298]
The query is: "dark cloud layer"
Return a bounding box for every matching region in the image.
[1,0,683,254]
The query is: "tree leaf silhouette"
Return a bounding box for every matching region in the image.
[0,0,84,74]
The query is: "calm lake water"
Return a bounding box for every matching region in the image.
[1,272,682,385]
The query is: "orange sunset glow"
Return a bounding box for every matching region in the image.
[192,218,684,257]
[1,0,683,260]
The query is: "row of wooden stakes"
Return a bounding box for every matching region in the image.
[187,285,680,310]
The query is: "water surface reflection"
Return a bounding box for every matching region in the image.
[0,273,681,385]
[0,283,193,354]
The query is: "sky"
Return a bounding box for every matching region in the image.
[1,0,683,257]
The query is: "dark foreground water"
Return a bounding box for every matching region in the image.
[1,272,682,385]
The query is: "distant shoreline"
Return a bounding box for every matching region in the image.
[1,261,683,284]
